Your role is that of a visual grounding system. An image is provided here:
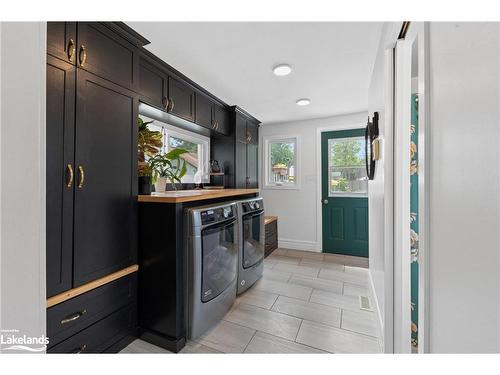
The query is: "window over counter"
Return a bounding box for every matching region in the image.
[140,115,210,183]
[263,135,299,189]
[328,136,367,196]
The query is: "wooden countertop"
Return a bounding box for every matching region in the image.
[265,216,278,225]
[138,188,260,203]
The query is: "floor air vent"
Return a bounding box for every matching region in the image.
[359,296,373,311]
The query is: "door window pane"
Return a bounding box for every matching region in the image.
[328,137,368,195]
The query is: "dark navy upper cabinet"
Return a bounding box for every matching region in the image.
[214,104,230,135]
[166,77,195,122]
[195,92,214,129]
[76,23,138,91]
[138,58,167,109]
[47,22,77,65]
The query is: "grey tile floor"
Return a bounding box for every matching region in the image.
[121,248,381,354]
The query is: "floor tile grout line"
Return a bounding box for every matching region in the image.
[294,319,304,342]
[242,330,258,353]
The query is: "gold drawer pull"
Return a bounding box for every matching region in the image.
[73,344,87,354]
[78,165,85,188]
[67,38,75,62]
[79,45,87,67]
[167,98,175,112]
[60,309,87,325]
[66,164,74,188]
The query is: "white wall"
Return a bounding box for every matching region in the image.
[260,112,367,252]
[367,22,400,352]
[428,22,500,353]
[0,22,46,352]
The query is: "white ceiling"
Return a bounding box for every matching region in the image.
[128,22,383,124]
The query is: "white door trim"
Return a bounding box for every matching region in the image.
[403,21,431,354]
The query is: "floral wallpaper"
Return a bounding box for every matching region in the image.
[410,93,419,351]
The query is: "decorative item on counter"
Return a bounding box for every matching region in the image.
[148,148,189,192]
[138,117,163,195]
[193,170,202,190]
[209,159,221,174]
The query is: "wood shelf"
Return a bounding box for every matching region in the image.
[138,188,259,203]
[46,265,139,308]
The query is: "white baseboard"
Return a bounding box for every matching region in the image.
[368,269,385,352]
[278,238,319,252]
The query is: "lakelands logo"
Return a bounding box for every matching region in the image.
[0,329,49,352]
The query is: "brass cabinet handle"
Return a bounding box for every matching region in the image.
[67,38,76,62]
[162,96,169,109]
[73,344,87,354]
[78,165,85,188]
[79,45,87,67]
[215,120,219,130]
[66,164,74,187]
[60,309,87,325]
[212,120,216,129]
[167,98,175,112]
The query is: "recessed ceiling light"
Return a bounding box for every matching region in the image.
[273,64,292,76]
[296,98,311,106]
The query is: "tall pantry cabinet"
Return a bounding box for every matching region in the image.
[45,22,143,353]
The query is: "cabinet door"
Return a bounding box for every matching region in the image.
[235,141,248,188]
[247,121,259,145]
[195,93,214,129]
[47,22,77,65]
[77,22,138,90]
[73,70,137,286]
[235,113,248,143]
[46,56,76,297]
[246,143,259,188]
[138,58,167,109]
[167,77,195,122]
[213,104,230,135]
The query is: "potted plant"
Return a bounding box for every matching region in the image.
[138,117,163,194]
[149,148,189,192]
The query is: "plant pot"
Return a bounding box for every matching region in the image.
[138,176,152,195]
[154,176,168,193]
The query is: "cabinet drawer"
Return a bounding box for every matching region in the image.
[47,273,137,348]
[48,304,136,353]
[265,221,277,236]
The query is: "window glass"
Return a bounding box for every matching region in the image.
[328,137,367,195]
[268,138,297,187]
[140,116,209,183]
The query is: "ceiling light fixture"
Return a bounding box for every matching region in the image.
[272,64,292,76]
[296,98,311,106]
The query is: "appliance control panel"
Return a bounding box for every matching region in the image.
[200,205,234,225]
[241,199,264,213]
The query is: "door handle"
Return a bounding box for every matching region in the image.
[77,165,85,188]
[162,96,169,109]
[322,199,328,204]
[167,98,175,112]
[66,164,74,188]
[60,309,87,325]
[79,45,87,67]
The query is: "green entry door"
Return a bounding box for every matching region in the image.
[321,129,368,257]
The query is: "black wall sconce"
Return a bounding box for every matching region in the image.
[365,112,379,180]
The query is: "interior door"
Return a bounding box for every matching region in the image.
[46,55,76,297]
[321,129,368,257]
[73,70,137,286]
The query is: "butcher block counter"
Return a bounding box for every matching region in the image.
[138,188,260,203]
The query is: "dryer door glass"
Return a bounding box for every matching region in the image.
[242,210,264,269]
[201,219,238,302]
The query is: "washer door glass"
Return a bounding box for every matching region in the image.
[242,210,264,269]
[201,218,238,302]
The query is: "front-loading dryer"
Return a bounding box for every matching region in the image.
[185,201,238,339]
[236,197,265,295]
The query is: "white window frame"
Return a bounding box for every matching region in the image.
[140,115,210,183]
[262,134,300,190]
[327,136,368,198]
